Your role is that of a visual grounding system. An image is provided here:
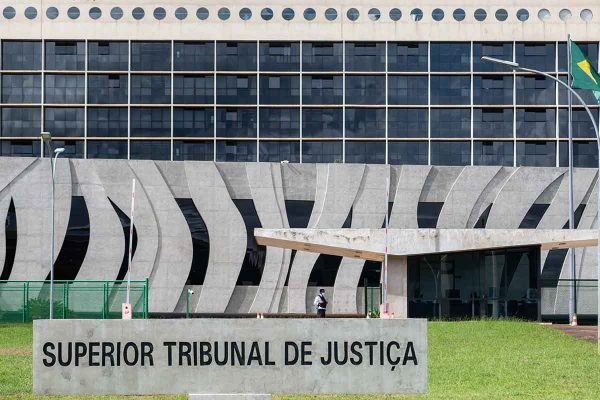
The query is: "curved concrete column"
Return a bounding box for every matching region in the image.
[437,166,502,228]
[71,159,124,281]
[333,164,389,313]
[389,165,431,228]
[9,159,71,281]
[418,166,464,203]
[287,163,365,313]
[129,160,194,312]
[91,159,158,283]
[185,162,247,313]
[246,163,292,313]
[466,167,515,228]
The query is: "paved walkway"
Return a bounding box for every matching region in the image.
[549,324,598,344]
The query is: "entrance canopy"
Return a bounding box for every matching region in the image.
[255,228,598,261]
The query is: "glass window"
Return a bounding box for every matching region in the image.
[346,141,385,164]
[302,108,342,138]
[44,74,85,103]
[3,7,16,19]
[259,108,300,138]
[1,107,41,137]
[431,141,471,166]
[131,42,171,71]
[453,9,466,21]
[282,8,294,21]
[2,74,41,103]
[218,8,230,20]
[473,75,513,105]
[388,75,428,105]
[558,108,598,138]
[515,42,555,72]
[388,141,428,165]
[304,8,316,21]
[239,8,252,21]
[347,8,359,21]
[173,140,214,161]
[132,7,145,20]
[581,9,593,22]
[388,42,428,72]
[325,8,337,21]
[130,75,171,104]
[24,7,38,19]
[1,140,41,157]
[216,42,257,71]
[368,8,381,21]
[431,42,470,72]
[87,74,128,104]
[67,7,79,19]
[558,76,599,105]
[131,108,171,137]
[130,141,170,160]
[45,41,85,70]
[516,9,529,21]
[153,7,166,20]
[410,8,423,22]
[87,107,128,137]
[174,41,214,71]
[216,108,257,137]
[473,42,513,72]
[216,140,257,161]
[259,141,300,162]
[88,41,129,71]
[302,75,343,104]
[432,8,444,21]
[89,7,102,20]
[2,41,42,70]
[516,141,556,166]
[302,42,343,72]
[260,75,300,104]
[558,42,598,71]
[174,75,214,104]
[110,7,123,20]
[473,108,513,138]
[345,108,385,138]
[44,107,84,137]
[516,76,555,105]
[345,75,385,105]
[559,141,598,168]
[538,9,551,21]
[495,9,508,21]
[345,42,385,72]
[261,8,273,21]
[388,108,428,138]
[42,140,84,158]
[46,7,59,19]
[87,140,128,159]
[516,108,556,138]
[175,7,187,20]
[216,75,257,104]
[431,108,471,138]
[259,42,300,71]
[196,8,209,20]
[302,141,342,163]
[173,108,214,137]
[430,75,470,105]
[474,141,514,166]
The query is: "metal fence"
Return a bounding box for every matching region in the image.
[0,280,148,322]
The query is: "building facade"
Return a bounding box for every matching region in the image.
[0,1,598,320]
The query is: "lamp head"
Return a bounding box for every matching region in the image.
[481,56,520,70]
[54,148,65,155]
[40,132,52,142]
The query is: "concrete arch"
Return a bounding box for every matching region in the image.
[389,165,431,228]
[466,167,515,228]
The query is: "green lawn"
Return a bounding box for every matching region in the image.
[1,321,599,399]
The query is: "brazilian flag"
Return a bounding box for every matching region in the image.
[571,41,600,104]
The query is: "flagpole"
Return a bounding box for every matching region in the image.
[567,35,577,326]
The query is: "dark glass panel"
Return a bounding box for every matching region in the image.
[302,75,343,105]
[388,108,427,138]
[558,76,599,105]
[308,254,343,286]
[302,108,342,138]
[1,107,41,137]
[345,42,385,72]
[559,141,598,168]
[88,41,128,71]
[430,141,471,166]
[259,141,300,162]
[232,199,266,285]
[216,140,257,161]
[44,107,84,137]
[175,198,210,284]
[87,107,128,137]
[130,107,171,137]
[1,74,41,103]
[417,202,443,228]
[87,140,128,159]
[558,42,598,71]
[259,108,300,137]
[516,76,555,105]
[174,75,214,104]
[516,108,556,138]
[519,204,550,229]
[173,107,213,137]
[473,42,513,72]
[2,41,42,70]
[301,141,342,163]
[345,75,385,105]
[430,75,470,105]
[388,141,428,165]
[431,108,470,138]
[53,196,89,280]
[473,75,513,105]
[260,75,300,104]
[131,42,171,71]
[0,199,17,280]
[285,200,314,228]
[173,140,214,161]
[388,75,428,105]
[44,74,85,104]
[516,141,556,167]
[345,108,385,138]
[109,198,138,280]
[0,140,40,156]
[473,141,514,166]
[41,140,84,158]
[345,141,386,164]
[216,108,257,137]
[388,42,428,72]
[130,140,171,160]
[45,41,85,70]
[174,41,214,71]
[130,75,171,104]
[558,108,598,138]
[87,74,128,104]
[473,108,513,138]
[216,75,257,104]
[216,42,257,71]
[302,42,343,72]
[259,42,300,71]
[515,42,556,72]
[430,42,470,72]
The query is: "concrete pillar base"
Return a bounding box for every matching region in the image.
[189,395,271,400]
[387,256,408,318]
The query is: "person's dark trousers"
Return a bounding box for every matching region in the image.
[317,309,326,318]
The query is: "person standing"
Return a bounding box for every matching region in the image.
[314,288,328,318]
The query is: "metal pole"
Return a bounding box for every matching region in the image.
[382,175,390,314]
[567,35,577,325]
[49,152,57,319]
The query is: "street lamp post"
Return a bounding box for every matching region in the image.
[482,56,600,354]
[40,132,65,319]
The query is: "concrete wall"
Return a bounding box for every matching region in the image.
[0,158,597,316]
